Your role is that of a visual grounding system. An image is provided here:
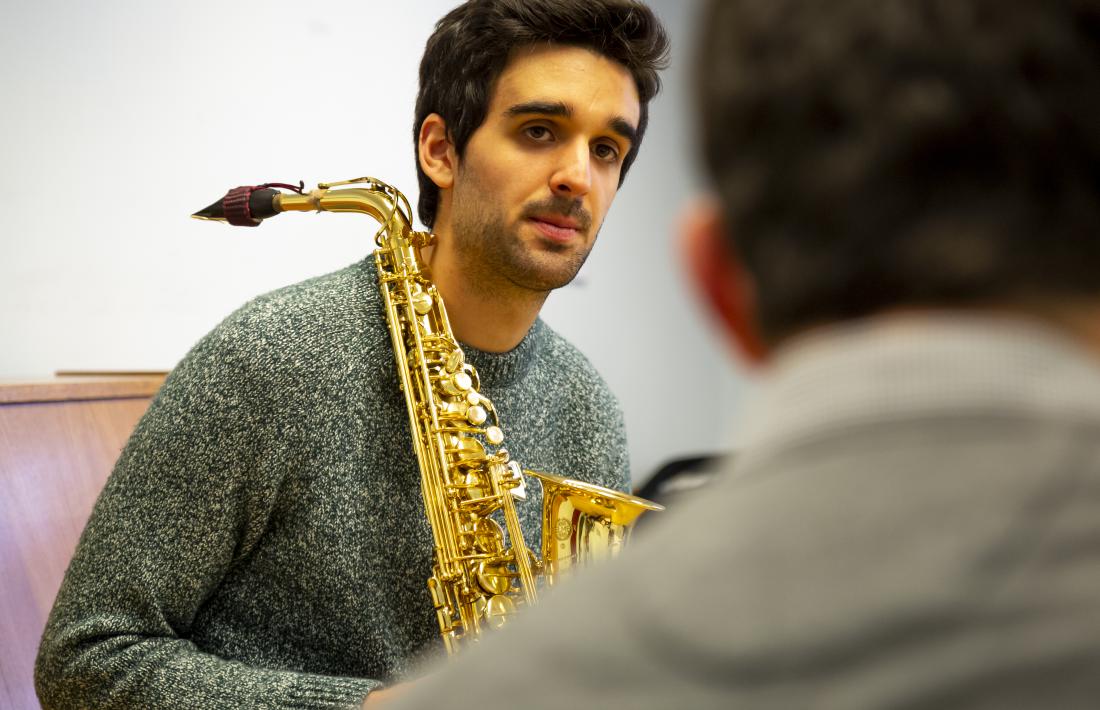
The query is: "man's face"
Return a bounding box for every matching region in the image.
[448,44,641,294]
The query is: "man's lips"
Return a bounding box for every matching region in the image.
[528,214,582,242]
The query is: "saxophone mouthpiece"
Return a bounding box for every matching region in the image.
[191,181,305,226]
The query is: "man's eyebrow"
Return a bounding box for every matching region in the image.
[504,101,638,148]
[609,116,637,148]
[503,101,571,119]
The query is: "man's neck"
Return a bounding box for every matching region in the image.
[422,241,548,353]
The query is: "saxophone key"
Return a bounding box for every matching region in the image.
[475,560,514,596]
[444,349,465,373]
[465,404,488,426]
[409,285,433,315]
[484,594,518,630]
[438,370,473,397]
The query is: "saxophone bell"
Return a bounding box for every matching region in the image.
[528,470,663,587]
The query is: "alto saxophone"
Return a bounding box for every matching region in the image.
[193,176,662,653]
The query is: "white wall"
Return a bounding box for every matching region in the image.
[0,0,752,484]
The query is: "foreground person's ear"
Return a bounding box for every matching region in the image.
[679,197,770,366]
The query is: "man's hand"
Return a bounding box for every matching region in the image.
[362,682,414,708]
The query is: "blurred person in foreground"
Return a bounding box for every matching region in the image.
[386,0,1100,708]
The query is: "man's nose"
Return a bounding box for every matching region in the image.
[550,140,592,199]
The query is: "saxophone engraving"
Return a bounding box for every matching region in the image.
[193,176,662,652]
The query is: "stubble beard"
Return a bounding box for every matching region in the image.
[451,189,595,298]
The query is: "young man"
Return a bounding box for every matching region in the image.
[386,1,1100,708]
[34,2,668,708]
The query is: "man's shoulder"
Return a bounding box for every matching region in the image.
[176,258,387,384]
[226,258,376,332]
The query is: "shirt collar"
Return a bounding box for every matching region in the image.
[739,314,1100,453]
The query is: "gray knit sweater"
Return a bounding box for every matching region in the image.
[35,258,630,710]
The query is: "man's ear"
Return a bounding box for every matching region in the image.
[418,113,456,190]
[680,198,770,366]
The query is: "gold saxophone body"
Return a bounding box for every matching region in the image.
[194,176,662,653]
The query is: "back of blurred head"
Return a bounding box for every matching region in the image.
[686,0,1100,361]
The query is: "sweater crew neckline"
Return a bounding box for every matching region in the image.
[461,319,546,387]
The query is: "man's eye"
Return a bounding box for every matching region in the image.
[525,126,553,141]
[594,143,620,162]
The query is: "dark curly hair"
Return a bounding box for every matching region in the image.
[698,0,1100,344]
[414,0,669,227]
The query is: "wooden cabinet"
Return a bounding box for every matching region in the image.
[0,375,164,709]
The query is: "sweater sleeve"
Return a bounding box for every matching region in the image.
[34,324,380,710]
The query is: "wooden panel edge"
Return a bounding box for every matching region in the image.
[0,375,168,404]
